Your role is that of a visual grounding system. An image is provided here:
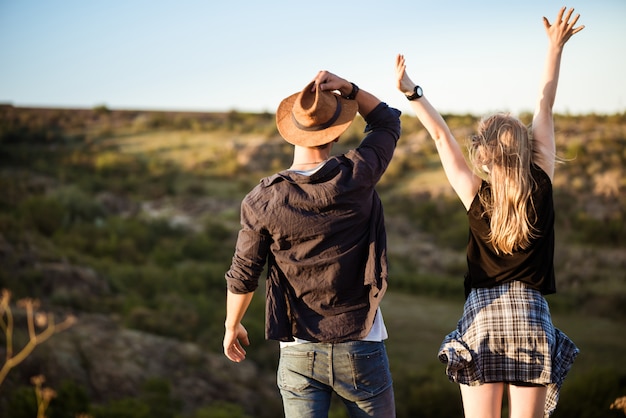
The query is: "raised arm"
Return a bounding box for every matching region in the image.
[532,7,584,180]
[395,54,480,210]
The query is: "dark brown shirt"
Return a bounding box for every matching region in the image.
[225,103,401,342]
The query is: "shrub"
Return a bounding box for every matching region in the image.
[553,369,626,418]
[91,378,180,418]
[91,398,151,418]
[48,380,90,418]
[385,195,468,251]
[19,196,65,236]
[51,185,105,224]
[192,402,252,418]
[5,386,37,418]
[393,365,463,418]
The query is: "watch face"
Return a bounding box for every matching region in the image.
[416,86,423,97]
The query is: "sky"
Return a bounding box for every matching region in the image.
[1,0,625,116]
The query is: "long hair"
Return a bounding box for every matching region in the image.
[468,113,538,255]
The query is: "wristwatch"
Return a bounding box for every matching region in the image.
[406,85,423,101]
[344,82,359,100]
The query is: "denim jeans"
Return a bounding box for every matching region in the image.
[277,341,395,418]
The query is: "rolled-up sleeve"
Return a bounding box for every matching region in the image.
[362,102,402,140]
[225,195,270,294]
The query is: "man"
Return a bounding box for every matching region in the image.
[223,70,401,417]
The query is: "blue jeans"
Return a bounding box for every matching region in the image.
[277,341,395,418]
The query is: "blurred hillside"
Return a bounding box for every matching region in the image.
[1,104,625,417]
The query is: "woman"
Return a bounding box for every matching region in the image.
[395,7,583,418]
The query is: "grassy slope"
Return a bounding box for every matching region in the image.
[2,108,625,416]
[40,126,626,379]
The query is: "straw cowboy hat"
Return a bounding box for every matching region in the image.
[276,81,358,147]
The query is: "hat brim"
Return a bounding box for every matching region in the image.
[276,91,358,147]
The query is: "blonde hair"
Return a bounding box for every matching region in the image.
[468,113,538,255]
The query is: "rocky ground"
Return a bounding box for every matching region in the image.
[0,230,280,416]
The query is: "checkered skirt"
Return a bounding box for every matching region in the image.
[438,280,579,417]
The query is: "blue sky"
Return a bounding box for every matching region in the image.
[1,0,625,115]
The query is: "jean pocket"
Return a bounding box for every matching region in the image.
[348,344,391,397]
[277,349,315,392]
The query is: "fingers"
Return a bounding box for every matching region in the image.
[312,70,353,96]
[223,324,250,362]
[311,70,326,89]
[225,340,247,362]
[546,7,579,28]
[396,54,406,74]
[224,337,248,362]
[314,70,337,89]
[567,12,584,34]
[556,6,566,22]
[395,54,407,91]
[239,333,250,347]
[395,53,415,94]
[544,7,584,44]
[558,7,583,31]
[562,6,574,24]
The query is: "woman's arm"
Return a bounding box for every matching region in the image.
[532,7,584,180]
[396,54,480,210]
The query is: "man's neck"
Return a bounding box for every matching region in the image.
[290,144,332,169]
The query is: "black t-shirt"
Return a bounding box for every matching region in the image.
[464,164,557,298]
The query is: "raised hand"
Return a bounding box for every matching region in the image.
[543,7,585,49]
[312,70,351,96]
[395,54,416,96]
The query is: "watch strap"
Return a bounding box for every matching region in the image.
[344,82,359,100]
[406,85,423,101]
